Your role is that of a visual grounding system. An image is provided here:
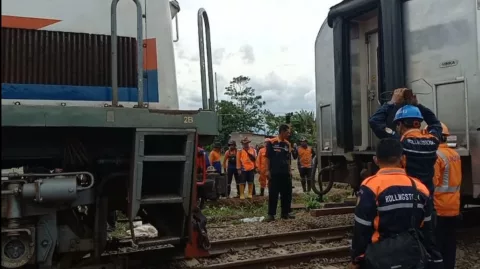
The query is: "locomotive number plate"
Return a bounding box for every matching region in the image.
[183,116,194,124]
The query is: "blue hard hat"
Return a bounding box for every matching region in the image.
[393,105,423,122]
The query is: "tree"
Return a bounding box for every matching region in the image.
[215,100,245,144]
[263,110,283,136]
[290,110,316,143]
[224,76,266,132]
[212,75,318,146]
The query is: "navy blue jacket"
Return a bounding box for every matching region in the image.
[352,168,441,265]
[368,103,442,193]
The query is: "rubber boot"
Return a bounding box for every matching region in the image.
[301,181,307,192]
[260,188,265,196]
[307,180,312,192]
[236,185,240,197]
[247,183,254,199]
[252,183,256,196]
[239,184,245,200]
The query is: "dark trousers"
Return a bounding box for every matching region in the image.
[227,168,239,196]
[238,170,254,184]
[435,216,458,269]
[299,167,312,192]
[299,167,312,180]
[268,173,292,216]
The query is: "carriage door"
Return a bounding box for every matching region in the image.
[366,31,380,148]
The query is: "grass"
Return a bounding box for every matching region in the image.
[110,221,129,238]
[203,187,354,222]
[202,202,270,223]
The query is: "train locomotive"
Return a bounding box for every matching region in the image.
[1,0,218,268]
[313,0,480,204]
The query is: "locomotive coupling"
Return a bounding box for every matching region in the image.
[1,172,95,203]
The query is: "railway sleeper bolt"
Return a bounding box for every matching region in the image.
[309,236,317,243]
[271,241,279,247]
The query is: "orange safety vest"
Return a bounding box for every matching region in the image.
[255,147,267,172]
[433,144,462,217]
[297,146,313,168]
[209,150,221,164]
[236,147,257,171]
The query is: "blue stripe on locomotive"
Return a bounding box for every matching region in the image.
[1,70,159,103]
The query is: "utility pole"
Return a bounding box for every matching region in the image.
[214,72,219,102]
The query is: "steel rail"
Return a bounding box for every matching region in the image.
[107,225,352,255]
[208,225,352,255]
[196,245,350,269]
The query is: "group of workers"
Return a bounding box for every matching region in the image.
[198,124,311,220]
[203,133,316,200]
[351,88,462,269]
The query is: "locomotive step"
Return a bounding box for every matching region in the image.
[141,194,183,205]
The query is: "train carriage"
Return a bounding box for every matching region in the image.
[314,0,480,203]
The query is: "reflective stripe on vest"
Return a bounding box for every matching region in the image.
[435,150,460,193]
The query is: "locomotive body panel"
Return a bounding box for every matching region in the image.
[1,0,180,109]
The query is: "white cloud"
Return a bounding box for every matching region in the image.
[174,0,342,114]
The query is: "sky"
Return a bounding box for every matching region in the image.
[174,0,342,114]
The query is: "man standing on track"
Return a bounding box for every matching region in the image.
[427,122,462,269]
[223,140,240,198]
[256,138,269,196]
[236,137,257,199]
[297,138,315,193]
[350,138,442,269]
[368,88,442,226]
[266,124,295,221]
[208,142,222,174]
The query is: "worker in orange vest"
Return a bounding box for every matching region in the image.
[208,142,222,174]
[425,122,462,269]
[256,138,269,196]
[236,137,257,199]
[297,138,315,192]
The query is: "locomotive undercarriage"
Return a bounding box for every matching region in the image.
[1,126,206,268]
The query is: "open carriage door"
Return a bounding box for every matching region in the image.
[327,0,406,152]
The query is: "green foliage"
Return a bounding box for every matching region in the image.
[263,110,316,144]
[216,100,246,145]
[264,110,284,136]
[290,110,317,144]
[213,75,317,146]
[302,192,322,210]
[216,76,268,144]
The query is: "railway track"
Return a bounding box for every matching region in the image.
[193,206,480,269]
[73,206,480,268]
[190,225,352,269]
[195,246,350,269]
[208,225,352,255]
